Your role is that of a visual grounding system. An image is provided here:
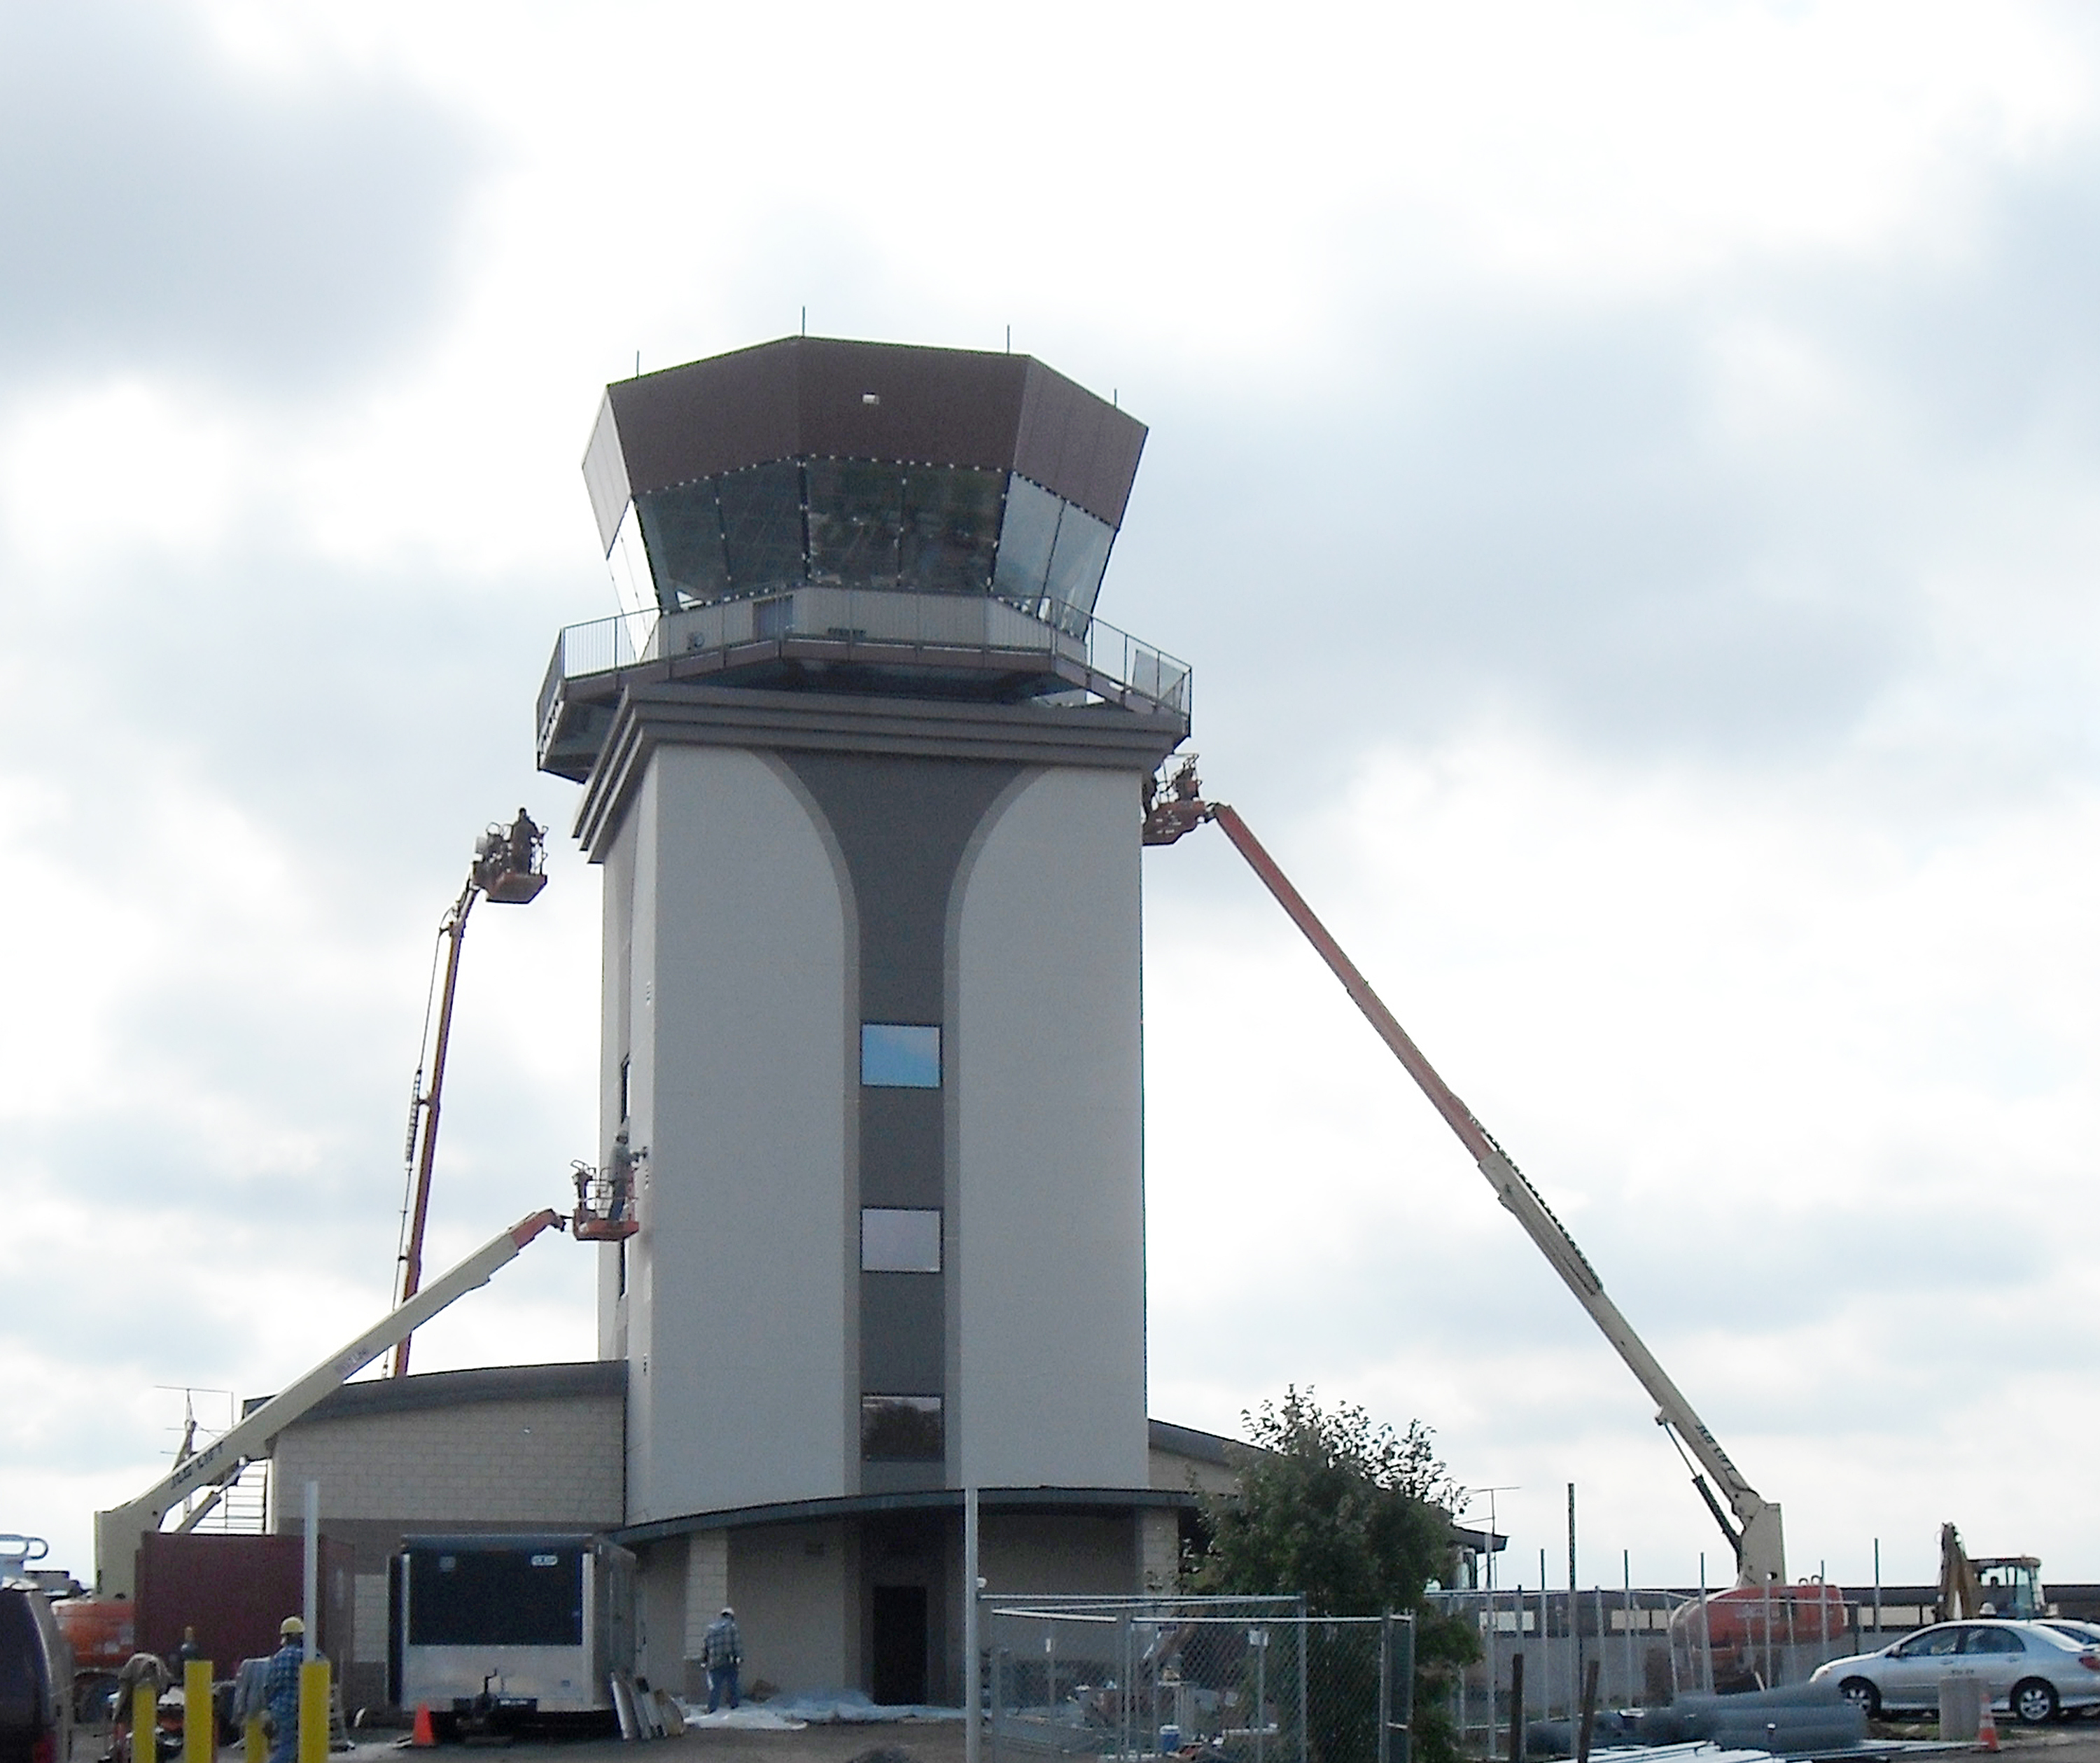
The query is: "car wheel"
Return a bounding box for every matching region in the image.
[2011,1679,2059,1724]
[1838,1678,1881,1719]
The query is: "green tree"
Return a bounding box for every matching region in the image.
[1186,1388,1478,1763]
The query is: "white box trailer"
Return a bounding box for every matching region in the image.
[388,1533,635,1734]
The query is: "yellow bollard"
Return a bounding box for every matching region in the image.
[244,1716,265,1762]
[134,1683,159,1763]
[185,1661,215,1763]
[298,1660,329,1763]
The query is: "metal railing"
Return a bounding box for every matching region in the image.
[537,587,1192,747]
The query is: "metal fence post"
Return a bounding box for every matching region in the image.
[1378,1615,1392,1763]
[1298,1598,1310,1763]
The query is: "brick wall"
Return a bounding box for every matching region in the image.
[274,1393,624,1526]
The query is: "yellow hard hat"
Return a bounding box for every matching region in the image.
[280,1617,305,1637]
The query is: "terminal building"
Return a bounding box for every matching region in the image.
[270,336,1222,1709]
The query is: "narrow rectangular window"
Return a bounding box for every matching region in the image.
[860,1395,943,1462]
[860,1023,940,1088]
[618,1054,630,1124]
[862,1208,941,1273]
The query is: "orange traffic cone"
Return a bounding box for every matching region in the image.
[411,1703,436,1748]
[1977,1689,1999,1753]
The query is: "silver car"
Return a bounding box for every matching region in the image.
[1809,1619,2100,1722]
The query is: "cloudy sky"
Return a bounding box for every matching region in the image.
[4,0,2097,1598]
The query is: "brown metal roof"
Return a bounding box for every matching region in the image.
[583,335,1146,552]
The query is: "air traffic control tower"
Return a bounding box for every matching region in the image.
[533,337,1193,1702]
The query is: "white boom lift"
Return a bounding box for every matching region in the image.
[94,1208,562,1598]
[1144,763,1786,1588]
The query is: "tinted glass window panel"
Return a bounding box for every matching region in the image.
[862,1208,941,1272]
[1043,500,1114,633]
[860,1395,943,1461]
[635,480,731,609]
[407,1547,584,1647]
[862,1023,940,1088]
[806,459,903,589]
[718,461,806,595]
[900,466,1002,594]
[992,475,1059,612]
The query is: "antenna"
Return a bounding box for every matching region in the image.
[1004,324,1011,354]
[802,305,808,336]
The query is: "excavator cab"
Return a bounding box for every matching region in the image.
[1975,1556,2047,1620]
[472,810,548,904]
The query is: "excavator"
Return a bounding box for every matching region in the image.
[1144,759,1828,1636]
[1939,1524,2050,1622]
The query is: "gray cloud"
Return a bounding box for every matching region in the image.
[1105,136,2100,802]
[0,0,479,394]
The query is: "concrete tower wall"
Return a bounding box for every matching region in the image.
[601,731,1156,1528]
[953,767,1149,1489]
[612,746,855,1524]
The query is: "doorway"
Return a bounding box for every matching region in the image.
[871,1584,928,1705]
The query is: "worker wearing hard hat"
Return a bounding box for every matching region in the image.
[701,1606,742,1713]
[262,1617,318,1763]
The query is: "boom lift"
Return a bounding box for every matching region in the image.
[93,1208,563,1598]
[1144,759,1786,1589]
[391,811,549,1376]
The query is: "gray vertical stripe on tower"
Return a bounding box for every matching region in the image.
[780,752,1021,1495]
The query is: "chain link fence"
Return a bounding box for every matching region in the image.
[981,1598,1414,1763]
[1424,1587,1866,1754]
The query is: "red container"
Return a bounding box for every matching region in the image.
[134,1533,353,1671]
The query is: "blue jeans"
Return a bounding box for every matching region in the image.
[707,1664,739,1712]
[268,1713,300,1763]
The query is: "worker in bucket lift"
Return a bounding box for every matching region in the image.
[606,1129,638,1221]
[263,1617,318,1763]
[701,1607,742,1713]
[506,809,540,874]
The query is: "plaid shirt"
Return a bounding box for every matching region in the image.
[264,1643,307,1727]
[701,1616,741,1669]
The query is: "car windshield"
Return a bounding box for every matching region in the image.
[2029,1626,2088,1650]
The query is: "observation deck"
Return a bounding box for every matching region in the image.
[536,591,1189,780]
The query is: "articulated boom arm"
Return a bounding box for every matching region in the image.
[94,1208,561,1598]
[1203,801,1785,1587]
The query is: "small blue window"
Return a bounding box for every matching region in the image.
[861,1023,941,1088]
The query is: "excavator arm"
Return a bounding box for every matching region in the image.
[94,1208,562,1597]
[1172,792,1784,1587]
